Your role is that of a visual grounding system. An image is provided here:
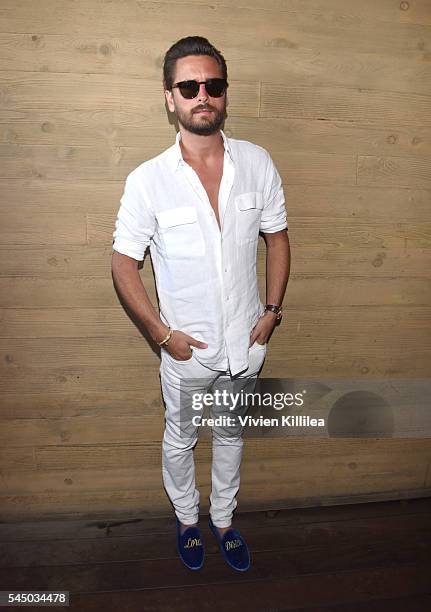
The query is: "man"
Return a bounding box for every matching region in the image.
[111,36,290,571]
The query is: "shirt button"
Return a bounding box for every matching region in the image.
[226,296,230,301]
[224,267,228,272]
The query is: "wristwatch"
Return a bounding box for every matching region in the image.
[265,304,283,320]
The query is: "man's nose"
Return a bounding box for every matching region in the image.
[197,83,209,100]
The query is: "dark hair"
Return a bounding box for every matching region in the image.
[163,36,227,91]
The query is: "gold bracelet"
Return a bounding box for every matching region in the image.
[157,327,173,347]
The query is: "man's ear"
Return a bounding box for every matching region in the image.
[165,89,175,113]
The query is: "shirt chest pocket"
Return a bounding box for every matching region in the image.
[155,206,205,258]
[235,192,265,244]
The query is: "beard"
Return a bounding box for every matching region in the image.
[173,102,226,136]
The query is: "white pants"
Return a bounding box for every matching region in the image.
[159,341,267,528]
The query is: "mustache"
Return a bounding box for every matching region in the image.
[193,106,214,112]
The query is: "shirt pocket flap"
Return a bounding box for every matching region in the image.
[156,206,198,229]
[236,192,265,211]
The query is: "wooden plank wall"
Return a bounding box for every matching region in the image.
[0,0,430,520]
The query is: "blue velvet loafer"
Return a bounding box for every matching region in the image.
[175,517,205,570]
[209,515,251,571]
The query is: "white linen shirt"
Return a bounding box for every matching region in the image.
[112,129,288,377]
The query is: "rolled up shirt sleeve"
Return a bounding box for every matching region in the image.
[112,169,156,261]
[260,152,288,234]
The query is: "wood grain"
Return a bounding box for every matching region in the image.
[1,0,430,520]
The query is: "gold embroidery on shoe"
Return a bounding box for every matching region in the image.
[184,537,202,548]
[225,539,242,551]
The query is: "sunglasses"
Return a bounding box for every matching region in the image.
[171,78,229,99]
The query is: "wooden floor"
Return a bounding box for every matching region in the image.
[1,496,430,611]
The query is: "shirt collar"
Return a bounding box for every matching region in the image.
[170,128,233,172]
